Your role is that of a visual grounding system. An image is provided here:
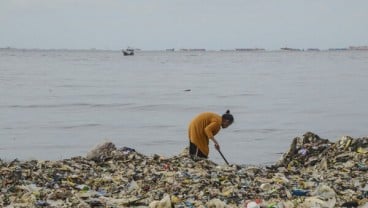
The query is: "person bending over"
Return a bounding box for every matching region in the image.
[188,110,234,159]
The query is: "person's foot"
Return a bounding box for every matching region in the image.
[190,155,206,162]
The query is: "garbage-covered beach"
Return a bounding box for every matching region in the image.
[1,132,367,208]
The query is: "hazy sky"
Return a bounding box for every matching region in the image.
[1,0,367,50]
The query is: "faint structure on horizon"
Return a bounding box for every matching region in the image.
[307,48,320,51]
[349,46,368,50]
[235,48,265,52]
[328,48,348,51]
[179,48,206,52]
[280,47,302,51]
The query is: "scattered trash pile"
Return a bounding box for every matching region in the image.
[1,132,367,208]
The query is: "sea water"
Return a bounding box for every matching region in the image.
[1,49,367,165]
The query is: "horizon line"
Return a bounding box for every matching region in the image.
[1,45,368,52]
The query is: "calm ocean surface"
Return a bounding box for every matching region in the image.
[1,49,367,165]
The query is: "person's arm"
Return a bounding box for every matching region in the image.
[205,122,221,150]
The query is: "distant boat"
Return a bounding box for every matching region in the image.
[122,48,134,56]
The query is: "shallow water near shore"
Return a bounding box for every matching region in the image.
[1,49,367,165]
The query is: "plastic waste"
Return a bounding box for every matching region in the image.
[184,200,195,208]
[341,201,359,208]
[121,146,136,154]
[298,148,308,156]
[291,189,309,196]
[246,201,260,208]
[35,200,49,207]
[75,184,90,191]
[1,134,368,207]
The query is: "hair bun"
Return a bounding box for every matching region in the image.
[222,110,234,123]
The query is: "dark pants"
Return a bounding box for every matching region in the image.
[189,142,208,159]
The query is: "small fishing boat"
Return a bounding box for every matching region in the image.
[122,48,134,56]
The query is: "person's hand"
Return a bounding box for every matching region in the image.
[211,137,220,150]
[214,143,220,151]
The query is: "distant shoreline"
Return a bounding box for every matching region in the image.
[1,46,368,53]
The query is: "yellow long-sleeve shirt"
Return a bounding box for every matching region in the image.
[188,112,222,156]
